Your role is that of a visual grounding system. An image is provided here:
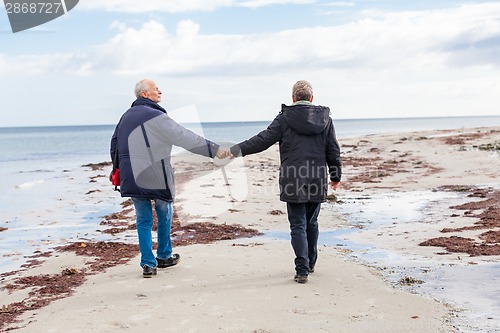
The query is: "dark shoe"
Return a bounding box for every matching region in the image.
[309,266,315,273]
[294,274,308,284]
[143,265,157,278]
[157,254,181,268]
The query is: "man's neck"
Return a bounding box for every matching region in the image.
[293,100,312,106]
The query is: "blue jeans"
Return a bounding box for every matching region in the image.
[131,198,173,268]
[286,202,321,275]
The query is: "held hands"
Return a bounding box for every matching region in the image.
[213,148,232,167]
[216,148,231,159]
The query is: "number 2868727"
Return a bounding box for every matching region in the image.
[5,2,63,14]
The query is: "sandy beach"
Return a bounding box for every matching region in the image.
[1,126,499,332]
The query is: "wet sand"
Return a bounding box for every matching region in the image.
[1,126,499,332]
[334,126,500,332]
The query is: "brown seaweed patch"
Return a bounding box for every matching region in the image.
[99,226,136,235]
[82,161,111,171]
[420,236,500,256]
[440,132,487,145]
[0,269,87,330]
[341,151,440,186]
[20,260,45,269]
[55,241,140,273]
[479,230,500,244]
[172,222,262,247]
[437,185,476,193]
[3,270,86,297]
[98,207,136,234]
[342,156,383,168]
[24,251,52,259]
[420,186,500,255]
[435,186,500,230]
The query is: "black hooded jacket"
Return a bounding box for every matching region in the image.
[230,103,342,203]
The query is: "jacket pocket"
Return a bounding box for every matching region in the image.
[163,160,176,197]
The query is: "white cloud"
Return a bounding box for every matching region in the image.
[324,2,355,7]
[78,2,499,76]
[2,2,499,77]
[79,0,233,13]
[239,0,315,9]
[78,0,314,13]
[0,52,92,76]
[110,21,128,32]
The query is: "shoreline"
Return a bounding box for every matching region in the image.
[1,126,499,332]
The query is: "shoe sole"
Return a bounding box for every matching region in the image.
[158,260,180,268]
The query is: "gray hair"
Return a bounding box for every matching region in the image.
[134,79,152,98]
[292,80,313,101]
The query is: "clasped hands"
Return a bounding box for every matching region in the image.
[215,148,232,159]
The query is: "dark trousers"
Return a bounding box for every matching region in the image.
[286,202,321,275]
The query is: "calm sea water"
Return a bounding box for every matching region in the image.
[0,115,499,273]
[2,115,499,163]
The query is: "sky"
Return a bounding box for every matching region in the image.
[1,0,499,127]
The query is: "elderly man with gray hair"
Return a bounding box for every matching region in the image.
[110,79,228,278]
[230,80,342,284]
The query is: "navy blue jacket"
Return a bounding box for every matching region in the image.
[230,103,341,203]
[110,98,219,201]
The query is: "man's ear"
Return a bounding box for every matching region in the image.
[292,95,296,103]
[310,95,314,102]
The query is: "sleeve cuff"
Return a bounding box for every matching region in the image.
[230,145,242,157]
[209,141,220,158]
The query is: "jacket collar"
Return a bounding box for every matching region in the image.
[292,100,312,106]
[131,97,167,114]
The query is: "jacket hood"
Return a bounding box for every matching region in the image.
[281,104,331,135]
[131,97,167,114]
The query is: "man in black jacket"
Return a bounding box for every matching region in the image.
[230,80,342,284]
[111,79,228,278]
